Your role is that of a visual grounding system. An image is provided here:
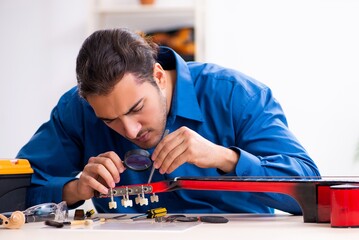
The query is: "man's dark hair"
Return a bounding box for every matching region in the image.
[76,28,159,98]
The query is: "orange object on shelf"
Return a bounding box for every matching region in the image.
[148,27,195,61]
[140,0,155,5]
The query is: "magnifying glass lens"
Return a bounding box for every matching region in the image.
[124,149,152,171]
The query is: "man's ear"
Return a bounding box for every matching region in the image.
[153,63,166,89]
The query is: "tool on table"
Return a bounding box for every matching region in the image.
[98,214,127,222]
[175,215,229,224]
[24,201,68,222]
[63,219,96,225]
[44,211,103,228]
[130,207,167,220]
[0,211,25,229]
[44,220,65,228]
[44,218,98,228]
[85,209,96,218]
[164,214,186,222]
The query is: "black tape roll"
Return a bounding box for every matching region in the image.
[199,216,229,223]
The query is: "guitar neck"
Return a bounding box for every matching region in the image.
[96,176,359,224]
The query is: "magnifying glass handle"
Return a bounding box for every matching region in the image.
[147,129,169,184]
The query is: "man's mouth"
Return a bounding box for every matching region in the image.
[136,131,150,142]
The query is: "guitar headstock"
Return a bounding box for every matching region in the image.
[94,180,175,209]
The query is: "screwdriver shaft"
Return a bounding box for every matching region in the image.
[147,129,169,184]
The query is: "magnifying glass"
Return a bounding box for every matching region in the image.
[122,129,169,172]
[123,149,152,171]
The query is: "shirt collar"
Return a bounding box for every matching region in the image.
[157,47,203,123]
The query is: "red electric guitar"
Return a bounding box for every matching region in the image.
[95,176,359,224]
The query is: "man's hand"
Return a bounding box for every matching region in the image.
[62,151,125,206]
[151,127,239,174]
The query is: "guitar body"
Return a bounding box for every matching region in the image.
[95,177,359,224]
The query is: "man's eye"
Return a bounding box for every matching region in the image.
[103,119,114,124]
[133,105,144,113]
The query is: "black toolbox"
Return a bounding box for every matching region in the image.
[0,159,33,212]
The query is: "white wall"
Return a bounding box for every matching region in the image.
[1,0,359,176]
[0,0,88,157]
[205,0,359,175]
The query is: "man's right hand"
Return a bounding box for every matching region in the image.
[62,151,126,206]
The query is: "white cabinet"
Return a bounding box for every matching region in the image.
[88,0,205,61]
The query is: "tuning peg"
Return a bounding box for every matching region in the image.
[139,197,148,206]
[135,194,141,205]
[108,201,117,209]
[150,193,159,203]
[108,188,118,209]
[135,194,148,206]
[121,198,133,208]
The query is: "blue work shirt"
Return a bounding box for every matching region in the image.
[17,47,320,214]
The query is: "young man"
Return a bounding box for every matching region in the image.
[17,28,320,214]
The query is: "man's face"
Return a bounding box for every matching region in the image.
[86,73,167,149]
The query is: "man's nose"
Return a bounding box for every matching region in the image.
[123,120,141,140]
